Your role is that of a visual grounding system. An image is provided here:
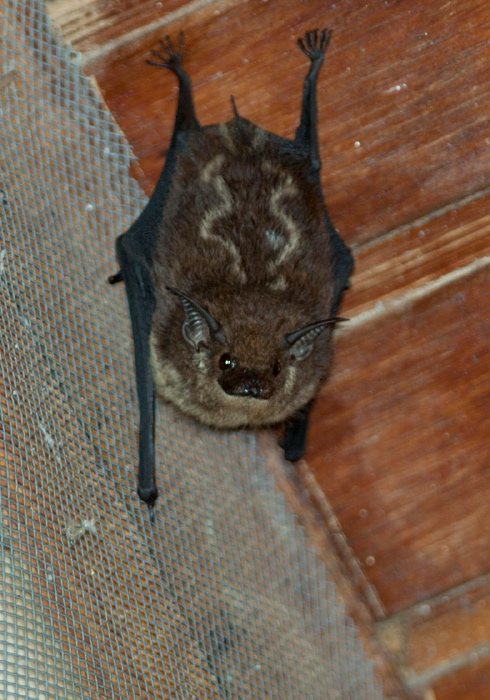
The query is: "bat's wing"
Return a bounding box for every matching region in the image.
[282,29,353,462]
[110,34,200,516]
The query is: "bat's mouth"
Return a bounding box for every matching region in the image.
[218,368,273,400]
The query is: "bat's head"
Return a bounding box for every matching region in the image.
[150,285,340,428]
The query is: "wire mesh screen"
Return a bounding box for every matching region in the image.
[0,2,384,698]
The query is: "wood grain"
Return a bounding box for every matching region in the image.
[308,261,490,613]
[46,0,210,52]
[377,574,490,689]
[77,0,490,246]
[345,189,490,321]
[431,653,490,700]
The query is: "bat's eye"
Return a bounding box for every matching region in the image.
[219,353,236,371]
[272,359,281,376]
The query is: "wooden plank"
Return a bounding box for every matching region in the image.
[259,434,418,700]
[431,653,490,700]
[307,261,490,614]
[46,0,209,52]
[377,574,490,689]
[345,189,490,320]
[307,194,490,617]
[69,0,490,245]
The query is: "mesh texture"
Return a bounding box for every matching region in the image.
[0,2,384,698]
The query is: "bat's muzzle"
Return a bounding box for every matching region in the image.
[218,368,273,400]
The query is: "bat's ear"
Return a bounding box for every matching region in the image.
[283,317,344,361]
[167,287,227,351]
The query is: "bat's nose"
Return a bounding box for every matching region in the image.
[237,381,266,399]
[219,368,272,400]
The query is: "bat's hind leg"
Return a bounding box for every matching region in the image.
[294,28,332,172]
[282,401,313,463]
[147,32,200,134]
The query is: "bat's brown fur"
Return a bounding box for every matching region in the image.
[150,118,335,428]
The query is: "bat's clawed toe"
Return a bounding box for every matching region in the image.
[319,29,333,52]
[146,34,184,71]
[298,28,332,61]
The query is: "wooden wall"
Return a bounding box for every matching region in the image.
[47,0,490,696]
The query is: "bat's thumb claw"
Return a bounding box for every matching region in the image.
[108,270,123,284]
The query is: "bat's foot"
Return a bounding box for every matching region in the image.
[298,28,332,62]
[280,424,306,462]
[281,438,305,463]
[108,270,123,284]
[138,485,159,523]
[147,32,184,72]
[281,401,312,462]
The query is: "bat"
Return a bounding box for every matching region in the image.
[110,29,353,517]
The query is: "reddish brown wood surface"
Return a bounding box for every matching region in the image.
[310,261,490,612]
[344,190,490,319]
[47,0,490,696]
[66,0,490,247]
[431,654,490,700]
[47,0,199,52]
[377,573,490,691]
